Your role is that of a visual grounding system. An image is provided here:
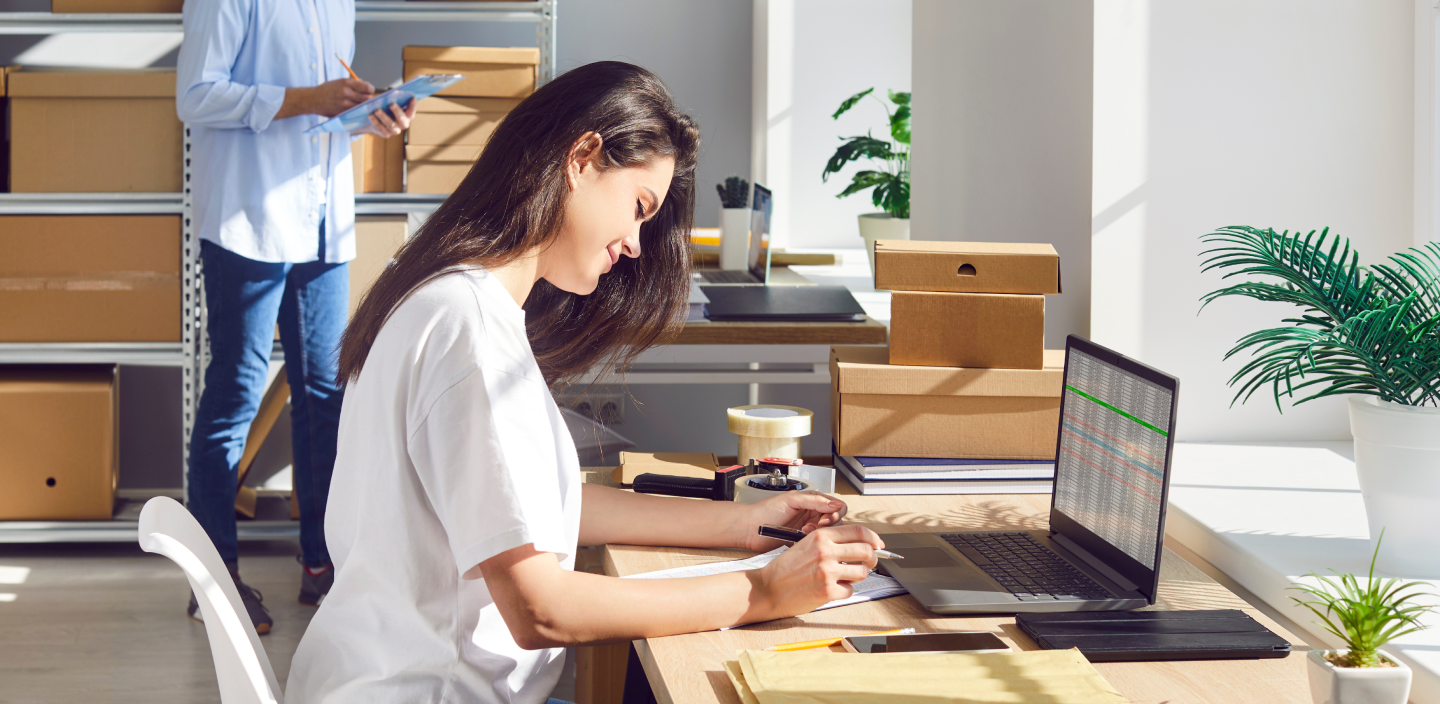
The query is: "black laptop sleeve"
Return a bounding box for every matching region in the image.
[1015,609,1292,662]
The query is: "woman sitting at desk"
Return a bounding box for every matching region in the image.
[285,61,886,704]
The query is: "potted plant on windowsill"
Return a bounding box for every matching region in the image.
[823,87,910,273]
[1291,533,1433,704]
[1200,227,1440,577]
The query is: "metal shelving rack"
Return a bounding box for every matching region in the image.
[0,0,556,543]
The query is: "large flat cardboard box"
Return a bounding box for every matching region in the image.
[51,0,183,11]
[405,144,480,194]
[408,97,519,146]
[890,291,1045,370]
[403,46,538,98]
[350,133,403,193]
[349,215,408,316]
[9,70,182,193]
[831,346,1063,460]
[0,216,181,342]
[874,240,1062,295]
[0,365,117,520]
[612,452,721,485]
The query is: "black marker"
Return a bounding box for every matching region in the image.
[758,524,904,560]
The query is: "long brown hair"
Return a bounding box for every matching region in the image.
[338,61,700,387]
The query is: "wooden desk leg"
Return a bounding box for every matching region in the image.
[575,643,629,704]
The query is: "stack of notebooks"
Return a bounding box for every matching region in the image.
[833,448,1054,496]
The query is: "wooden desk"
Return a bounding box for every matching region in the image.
[582,470,1311,704]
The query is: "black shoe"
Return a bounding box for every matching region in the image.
[187,567,273,635]
[298,558,334,607]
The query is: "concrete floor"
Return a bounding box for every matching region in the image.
[0,540,316,703]
[0,540,578,703]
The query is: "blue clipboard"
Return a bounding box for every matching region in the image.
[305,74,465,134]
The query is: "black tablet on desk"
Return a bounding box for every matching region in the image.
[700,285,867,322]
[1016,609,1292,662]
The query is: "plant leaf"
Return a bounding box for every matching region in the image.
[822,136,894,181]
[890,104,911,145]
[832,88,874,120]
[888,90,910,106]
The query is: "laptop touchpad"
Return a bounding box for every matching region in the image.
[895,547,956,568]
[889,546,996,590]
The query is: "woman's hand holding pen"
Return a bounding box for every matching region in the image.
[278,78,374,120]
[739,491,847,552]
[750,524,885,617]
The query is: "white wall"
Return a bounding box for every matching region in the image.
[754,0,912,249]
[1092,0,1416,441]
[910,0,1094,349]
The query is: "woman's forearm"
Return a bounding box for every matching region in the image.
[578,484,749,549]
[485,546,778,649]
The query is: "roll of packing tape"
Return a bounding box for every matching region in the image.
[732,474,811,504]
[727,405,813,466]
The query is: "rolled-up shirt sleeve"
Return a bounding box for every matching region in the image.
[176,0,287,132]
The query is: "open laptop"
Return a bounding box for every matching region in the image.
[698,184,808,286]
[878,335,1180,613]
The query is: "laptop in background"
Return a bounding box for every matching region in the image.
[878,335,1180,614]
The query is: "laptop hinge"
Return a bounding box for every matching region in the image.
[1052,533,1139,592]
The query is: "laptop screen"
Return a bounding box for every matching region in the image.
[747,184,773,281]
[1050,337,1178,600]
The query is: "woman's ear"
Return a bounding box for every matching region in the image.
[565,132,604,191]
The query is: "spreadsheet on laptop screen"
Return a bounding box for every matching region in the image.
[1054,348,1174,569]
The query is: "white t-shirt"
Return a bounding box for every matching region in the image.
[287,268,583,704]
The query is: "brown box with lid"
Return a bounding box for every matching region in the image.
[9,69,182,193]
[873,240,1061,294]
[830,345,1063,460]
[0,365,118,520]
[402,46,539,99]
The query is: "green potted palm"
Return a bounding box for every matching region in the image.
[823,88,910,273]
[1200,227,1440,577]
[1291,534,1432,704]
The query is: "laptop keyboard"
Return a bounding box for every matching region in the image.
[700,270,758,284]
[941,532,1113,601]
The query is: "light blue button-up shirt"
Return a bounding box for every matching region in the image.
[177,0,356,264]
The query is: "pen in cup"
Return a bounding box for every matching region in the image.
[758,524,904,560]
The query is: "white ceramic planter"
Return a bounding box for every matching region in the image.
[718,207,751,270]
[857,213,910,273]
[1348,396,1440,578]
[1307,649,1411,704]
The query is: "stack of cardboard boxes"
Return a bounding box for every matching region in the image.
[401,46,537,194]
[830,241,1066,475]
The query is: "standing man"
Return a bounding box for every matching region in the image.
[176,0,414,634]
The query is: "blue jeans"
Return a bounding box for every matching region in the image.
[189,238,348,567]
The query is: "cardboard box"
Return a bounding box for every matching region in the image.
[889,291,1045,370]
[405,144,480,194]
[350,133,403,193]
[874,240,1062,295]
[830,346,1063,460]
[0,365,117,520]
[612,452,721,485]
[408,97,518,146]
[350,215,408,316]
[51,0,183,11]
[9,70,182,193]
[0,216,181,342]
[403,46,538,98]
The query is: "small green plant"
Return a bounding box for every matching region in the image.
[716,176,749,209]
[1290,532,1434,668]
[1199,227,1440,409]
[822,88,910,219]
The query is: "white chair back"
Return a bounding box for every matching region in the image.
[138,497,283,704]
